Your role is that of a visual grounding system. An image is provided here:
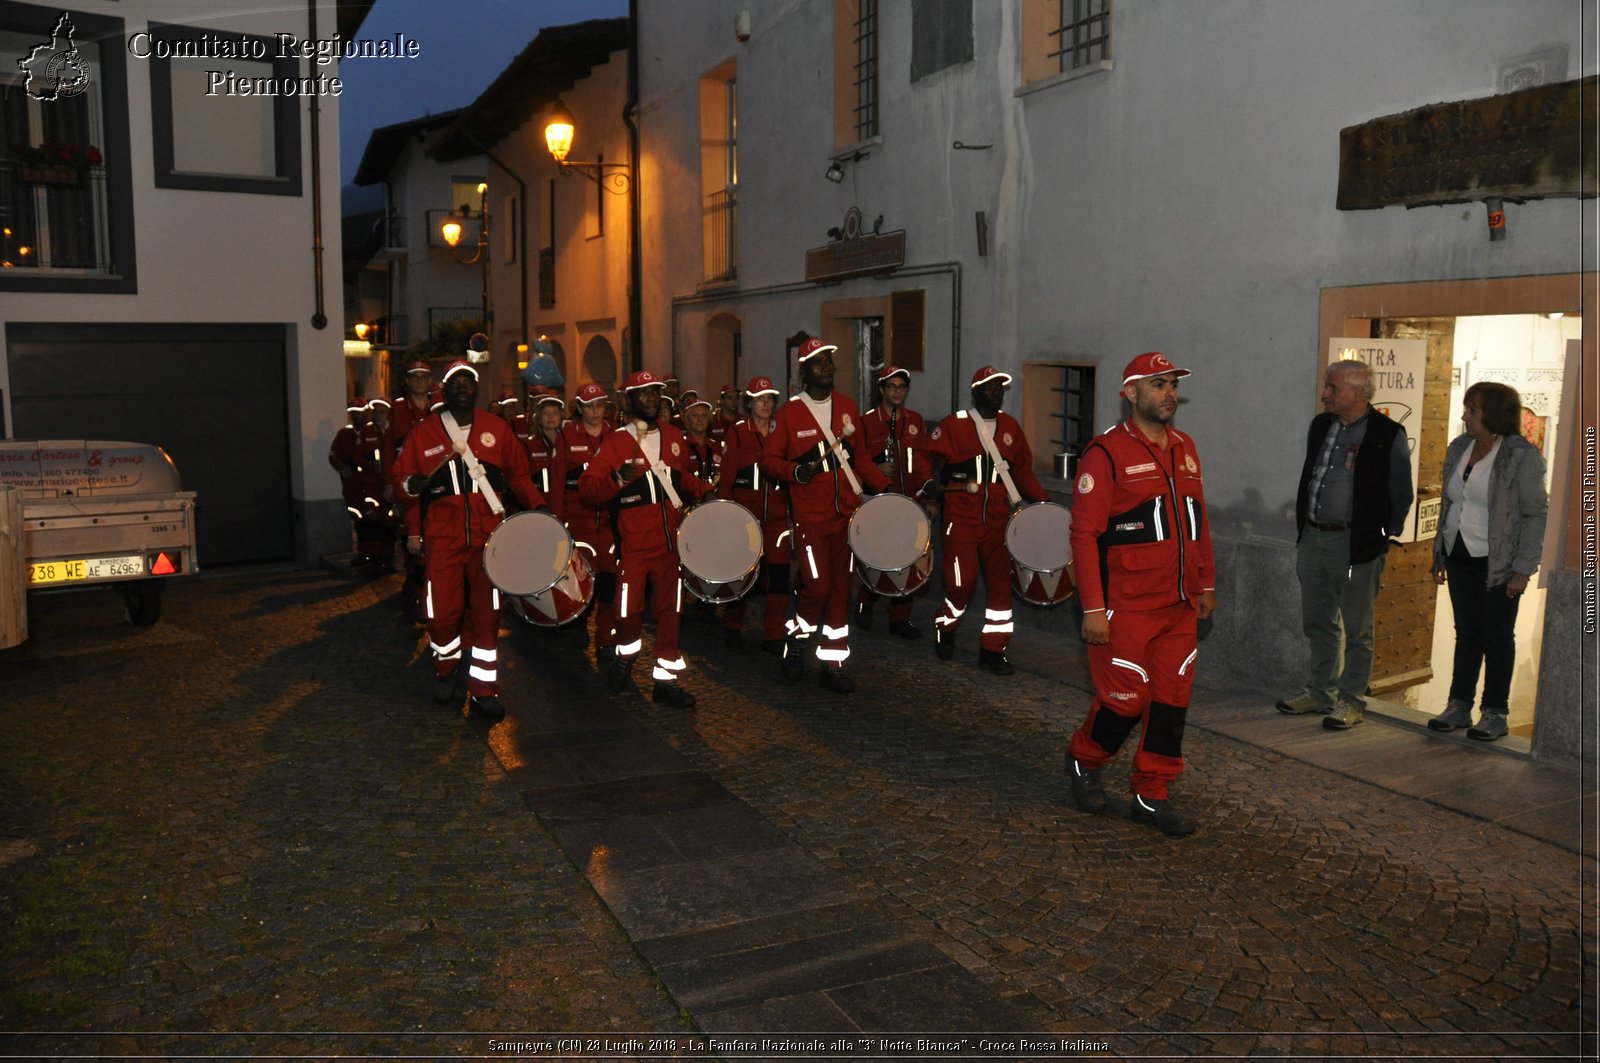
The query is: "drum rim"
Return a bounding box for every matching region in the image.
[1005,500,1071,574]
[484,510,575,597]
[849,492,931,570]
[678,498,763,584]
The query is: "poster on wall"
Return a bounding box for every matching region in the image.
[1328,337,1429,543]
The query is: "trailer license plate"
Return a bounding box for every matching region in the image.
[27,555,145,585]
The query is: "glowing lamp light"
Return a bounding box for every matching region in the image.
[353,322,370,341]
[516,342,530,370]
[440,219,463,247]
[544,102,575,164]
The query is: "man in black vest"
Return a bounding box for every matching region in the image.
[1278,359,1413,730]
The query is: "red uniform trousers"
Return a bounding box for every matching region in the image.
[792,518,853,665]
[423,536,503,698]
[571,519,618,650]
[1067,601,1198,801]
[934,519,1014,653]
[613,549,687,683]
[722,518,793,642]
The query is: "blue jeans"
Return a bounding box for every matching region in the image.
[1444,537,1520,709]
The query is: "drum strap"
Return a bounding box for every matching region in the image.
[968,410,1022,506]
[626,423,684,510]
[799,393,862,495]
[443,415,505,516]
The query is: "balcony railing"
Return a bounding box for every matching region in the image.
[702,187,737,284]
[0,162,112,274]
[427,306,479,338]
[425,207,483,250]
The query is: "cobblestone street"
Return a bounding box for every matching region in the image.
[0,568,1592,1059]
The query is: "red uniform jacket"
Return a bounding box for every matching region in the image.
[919,410,1050,527]
[860,405,935,497]
[684,432,722,486]
[385,395,432,460]
[525,430,560,502]
[549,419,609,526]
[717,418,786,523]
[391,410,544,546]
[578,424,713,561]
[1071,420,1215,613]
[760,392,890,529]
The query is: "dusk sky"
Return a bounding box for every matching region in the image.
[337,0,627,185]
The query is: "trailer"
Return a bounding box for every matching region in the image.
[0,440,198,626]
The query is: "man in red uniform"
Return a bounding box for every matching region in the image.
[710,384,741,447]
[719,376,790,652]
[761,338,891,692]
[918,366,1051,673]
[681,396,721,484]
[386,362,435,614]
[357,397,397,572]
[579,370,714,708]
[1065,352,1216,836]
[552,382,620,658]
[855,365,936,640]
[496,388,531,453]
[328,397,382,564]
[391,360,545,720]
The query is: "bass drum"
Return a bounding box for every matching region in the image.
[848,493,933,598]
[1005,501,1074,606]
[483,510,595,627]
[677,498,763,603]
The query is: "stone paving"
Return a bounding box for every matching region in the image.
[0,568,1592,1060]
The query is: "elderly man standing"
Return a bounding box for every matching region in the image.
[1277,359,1413,731]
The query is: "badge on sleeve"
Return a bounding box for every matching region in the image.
[479,432,497,448]
[670,441,681,457]
[1002,432,1013,446]
[1185,454,1198,473]
[907,423,919,436]
[1077,472,1095,494]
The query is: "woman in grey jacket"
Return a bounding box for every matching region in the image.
[1428,382,1548,741]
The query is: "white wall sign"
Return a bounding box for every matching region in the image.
[1328,337,1430,542]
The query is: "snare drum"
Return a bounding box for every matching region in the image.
[483,510,595,626]
[1005,501,1074,606]
[677,499,763,603]
[849,493,933,597]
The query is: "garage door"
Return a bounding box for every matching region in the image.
[8,322,294,566]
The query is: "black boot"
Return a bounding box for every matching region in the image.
[854,599,873,630]
[603,652,635,693]
[781,637,808,683]
[978,649,1015,675]
[432,672,457,705]
[934,628,955,661]
[652,681,696,708]
[889,620,922,640]
[818,666,855,693]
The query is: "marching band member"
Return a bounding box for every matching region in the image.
[719,376,791,652]
[855,365,936,639]
[525,389,565,502]
[552,383,622,658]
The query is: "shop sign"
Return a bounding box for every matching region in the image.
[806,208,906,283]
[1337,75,1597,210]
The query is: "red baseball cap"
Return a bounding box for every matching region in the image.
[797,337,837,363]
[496,388,519,406]
[878,365,910,385]
[534,391,565,409]
[365,397,390,409]
[719,383,739,396]
[576,382,608,404]
[405,360,431,375]
[970,365,1012,388]
[746,375,779,397]
[347,396,366,411]
[441,359,478,384]
[1121,351,1191,386]
[684,397,712,412]
[624,369,665,391]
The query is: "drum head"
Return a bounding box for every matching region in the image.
[1006,501,1072,573]
[678,499,762,584]
[848,493,931,571]
[484,511,574,597]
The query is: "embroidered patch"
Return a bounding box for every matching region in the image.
[1126,462,1157,475]
[907,423,919,436]
[1077,472,1095,494]
[1185,454,1198,473]
[842,414,854,433]
[424,444,447,458]
[479,432,496,448]
[797,429,819,439]
[670,441,681,457]
[1002,432,1013,446]
[930,427,942,441]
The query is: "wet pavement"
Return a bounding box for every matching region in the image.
[0,566,1593,1060]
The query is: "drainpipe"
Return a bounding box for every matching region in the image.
[624,0,643,374]
[306,0,327,329]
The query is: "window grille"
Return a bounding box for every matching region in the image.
[1050,365,1096,468]
[854,0,879,141]
[1049,0,1111,73]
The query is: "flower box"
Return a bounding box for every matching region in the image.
[19,164,81,187]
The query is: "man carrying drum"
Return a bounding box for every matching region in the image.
[391,359,546,721]
[579,370,715,708]
[1064,351,1216,837]
[856,365,937,640]
[918,366,1052,675]
[552,382,621,660]
[719,376,791,652]
[761,338,892,693]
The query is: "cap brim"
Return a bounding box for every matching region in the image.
[442,365,479,383]
[799,344,838,362]
[1123,367,1193,385]
[971,372,1012,388]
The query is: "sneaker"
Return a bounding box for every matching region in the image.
[469,695,505,720]
[781,638,807,683]
[1130,795,1196,836]
[651,682,696,708]
[818,667,855,694]
[1428,699,1475,732]
[432,673,457,705]
[1275,692,1333,716]
[934,629,955,661]
[889,620,922,640]
[978,649,1015,675]
[603,653,635,694]
[723,628,744,648]
[1322,700,1364,730]
[1066,757,1107,814]
[854,601,873,631]
[1467,710,1508,742]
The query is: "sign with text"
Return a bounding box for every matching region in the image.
[1328,337,1430,542]
[1337,75,1597,210]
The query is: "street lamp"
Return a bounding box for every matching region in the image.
[440,182,491,336]
[542,100,630,195]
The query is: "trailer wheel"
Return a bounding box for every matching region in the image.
[123,585,162,627]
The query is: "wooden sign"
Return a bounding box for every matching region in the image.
[1337,75,1596,210]
[805,230,906,284]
